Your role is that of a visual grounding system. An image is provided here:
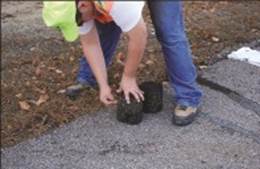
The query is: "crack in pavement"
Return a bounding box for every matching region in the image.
[197,76,260,117]
[98,141,158,156]
[199,112,260,144]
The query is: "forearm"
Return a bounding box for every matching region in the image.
[80,26,108,88]
[124,38,146,78]
[123,18,147,78]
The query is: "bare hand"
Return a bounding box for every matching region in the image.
[100,85,117,106]
[117,76,144,104]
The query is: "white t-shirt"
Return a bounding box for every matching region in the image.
[79,1,145,35]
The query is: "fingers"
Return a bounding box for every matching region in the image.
[133,89,145,102]
[137,89,145,101]
[102,97,117,106]
[132,91,141,103]
[124,90,130,104]
[107,93,117,104]
[124,89,144,104]
[118,84,144,104]
[100,94,117,106]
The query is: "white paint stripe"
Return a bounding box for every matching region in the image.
[227,47,260,67]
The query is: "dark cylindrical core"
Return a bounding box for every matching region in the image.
[117,94,143,125]
[140,81,163,113]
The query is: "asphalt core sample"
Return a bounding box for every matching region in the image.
[140,81,163,114]
[116,81,163,125]
[117,94,143,125]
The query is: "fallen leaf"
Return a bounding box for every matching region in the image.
[15,93,22,98]
[162,81,170,86]
[57,89,66,94]
[150,28,155,36]
[69,56,75,62]
[35,94,49,106]
[138,63,145,69]
[7,125,12,130]
[147,47,155,53]
[209,7,216,13]
[40,64,46,68]
[25,81,30,86]
[211,36,220,42]
[113,73,120,79]
[116,52,125,66]
[2,82,8,88]
[48,67,56,71]
[30,47,36,52]
[145,60,154,65]
[19,101,31,111]
[61,73,66,79]
[68,106,79,111]
[199,65,208,69]
[35,66,42,76]
[32,58,39,66]
[72,68,78,74]
[34,87,46,94]
[55,69,63,74]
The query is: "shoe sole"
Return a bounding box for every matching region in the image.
[172,111,198,126]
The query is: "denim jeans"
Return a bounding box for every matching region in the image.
[77,1,202,107]
[77,21,122,86]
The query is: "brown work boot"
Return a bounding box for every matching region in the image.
[172,105,198,126]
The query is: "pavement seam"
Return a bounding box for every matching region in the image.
[200,112,260,144]
[197,76,260,117]
[197,76,260,144]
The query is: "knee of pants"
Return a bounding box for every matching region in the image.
[156,30,188,46]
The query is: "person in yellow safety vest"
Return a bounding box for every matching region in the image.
[43,1,147,105]
[43,1,203,126]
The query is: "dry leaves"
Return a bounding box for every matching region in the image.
[35,94,49,106]
[199,65,208,70]
[19,101,31,111]
[34,87,46,94]
[57,89,66,94]
[211,36,220,42]
[69,56,75,62]
[113,73,120,79]
[139,63,145,69]
[35,66,42,76]
[28,94,49,106]
[30,47,36,52]
[55,69,63,74]
[116,52,125,66]
[15,93,22,98]
[145,60,154,66]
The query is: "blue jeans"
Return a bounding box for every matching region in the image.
[77,21,122,86]
[77,1,202,107]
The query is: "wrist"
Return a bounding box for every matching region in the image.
[99,82,110,90]
[122,72,136,79]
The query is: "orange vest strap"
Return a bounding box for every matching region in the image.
[93,1,113,24]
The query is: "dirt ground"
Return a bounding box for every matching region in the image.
[1,1,260,148]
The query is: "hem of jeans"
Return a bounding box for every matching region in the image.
[176,100,200,108]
